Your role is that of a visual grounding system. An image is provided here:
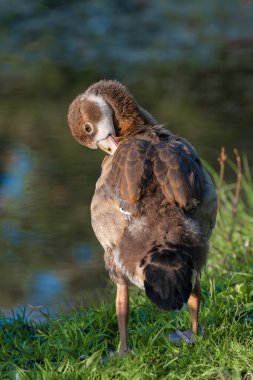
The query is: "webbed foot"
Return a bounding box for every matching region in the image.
[169,329,196,344]
[169,326,204,344]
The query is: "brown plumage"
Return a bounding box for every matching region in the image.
[68,80,217,355]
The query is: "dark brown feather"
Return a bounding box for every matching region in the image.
[111,133,204,212]
[85,80,157,136]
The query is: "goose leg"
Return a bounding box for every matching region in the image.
[116,284,129,356]
[188,279,201,335]
[169,279,201,344]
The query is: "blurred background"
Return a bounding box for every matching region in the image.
[0,0,253,320]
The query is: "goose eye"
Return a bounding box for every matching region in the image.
[84,123,92,133]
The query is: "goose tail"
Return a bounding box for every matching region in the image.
[143,244,196,311]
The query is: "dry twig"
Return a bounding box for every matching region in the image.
[232,148,242,216]
[217,147,227,211]
[229,148,242,240]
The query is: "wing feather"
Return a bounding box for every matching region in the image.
[111,136,204,211]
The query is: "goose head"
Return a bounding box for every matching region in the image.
[68,93,118,154]
[68,80,157,154]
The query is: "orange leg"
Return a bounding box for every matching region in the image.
[188,279,201,335]
[169,279,202,344]
[116,284,129,356]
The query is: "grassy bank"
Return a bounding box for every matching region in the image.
[0,157,252,380]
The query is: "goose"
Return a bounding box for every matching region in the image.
[68,80,217,356]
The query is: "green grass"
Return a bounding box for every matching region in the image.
[1,162,253,380]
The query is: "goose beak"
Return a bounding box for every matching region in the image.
[97,135,118,155]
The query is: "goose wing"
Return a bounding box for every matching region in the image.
[111,135,205,212]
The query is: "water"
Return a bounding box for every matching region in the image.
[2,0,253,74]
[0,74,252,320]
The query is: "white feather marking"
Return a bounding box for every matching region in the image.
[119,207,131,216]
[85,94,116,144]
[119,207,132,221]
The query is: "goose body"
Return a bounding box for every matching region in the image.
[68,80,217,354]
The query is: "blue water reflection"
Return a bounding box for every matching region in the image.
[28,271,64,305]
[74,244,92,264]
[0,148,32,199]
[0,145,105,319]
[2,221,23,246]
